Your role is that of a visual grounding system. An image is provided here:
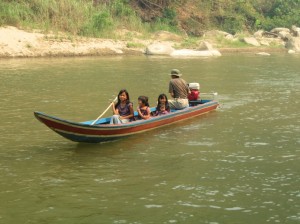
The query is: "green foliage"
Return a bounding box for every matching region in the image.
[175,37,199,49]
[111,0,134,17]
[110,0,145,32]
[151,19,177,33]
[0,1,29,26]
[92,11,113,30]
[215,35,249,48]
[253,0,300,30]
[126,42,145,48]
[162,8,177,26]
[0,0,299,38]
[149,7,179,33]
[78,10,113,37]
[218,16,245,34]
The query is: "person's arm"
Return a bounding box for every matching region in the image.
[137,107,151,120]
[137,106,142,117]
[112,103,119,115]
[143,107,151,120]
[185,81,191,95]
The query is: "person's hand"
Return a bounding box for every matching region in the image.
[119,116,123,120]
[112,97,118,104]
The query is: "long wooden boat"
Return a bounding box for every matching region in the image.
[34,99,218,143]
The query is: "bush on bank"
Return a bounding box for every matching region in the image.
[0,0,299,37]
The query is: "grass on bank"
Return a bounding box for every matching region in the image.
[126,42,145,48]
[174,35,259,50]
[1,0,299,40]
[0,0,181,38]
[0,0,286,51]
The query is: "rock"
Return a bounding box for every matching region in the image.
[225,34,234,40]
[204,30,232,38]
[170,49,221,57]
[145,43,175,55]
[270,27,290,33]
[256,52,270,56]
[254,30,264,38]
[288,49,296,54]
[270,38,286,47]
[291,25,300,37]
[243,37,261,46]
[278,31,292,40]
[262,31,279,38]
[198,41,214,51]
[209,50,222,56]
[286,37,300,52]
[260,40,270,46]
[153,31,183,41]
[111,48,123,54]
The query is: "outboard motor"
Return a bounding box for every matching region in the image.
[188,83,200,101]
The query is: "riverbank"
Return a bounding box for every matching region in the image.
[0,26,290,58]
[0,26,146,57]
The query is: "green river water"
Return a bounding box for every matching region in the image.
[0,54,299,224]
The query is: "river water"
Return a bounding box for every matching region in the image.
[0,54,299,224]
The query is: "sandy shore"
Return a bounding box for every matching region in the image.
[0,26,148,57]
[0,26,286,58]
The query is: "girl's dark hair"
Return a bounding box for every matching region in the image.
[115,89,130,108]
[138,96,149,107]
[156,93,170,112]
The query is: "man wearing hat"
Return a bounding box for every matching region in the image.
[168,69,190,109]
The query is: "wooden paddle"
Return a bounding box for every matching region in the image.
[91,96,118,125]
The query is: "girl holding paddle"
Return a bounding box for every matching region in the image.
[110,89,134,124]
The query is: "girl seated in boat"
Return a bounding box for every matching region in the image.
[137,96,151,120]
[110,89,134,124]
[153,94,170,116]
[155,103,169,116]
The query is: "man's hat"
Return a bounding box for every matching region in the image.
[169,69,182,77]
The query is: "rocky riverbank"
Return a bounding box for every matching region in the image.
[0,26,144,57]
[0,26,299,58]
